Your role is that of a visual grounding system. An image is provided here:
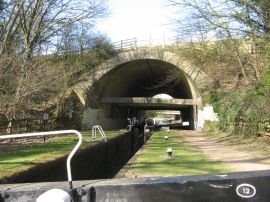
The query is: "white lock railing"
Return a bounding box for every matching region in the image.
[0,130,83,201]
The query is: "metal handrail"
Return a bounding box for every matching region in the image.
[92,125,107,141]
[0,130,82,190]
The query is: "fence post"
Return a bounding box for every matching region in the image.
[163,35,165,48]
[39,119,42,131]
[134,37,137,48]
[6,120,13,134]
[24,119,28,132]
[37,119,46,142]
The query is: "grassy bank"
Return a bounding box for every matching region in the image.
[203,121,270,155]
[0,130,121,179]
[133,131,231,177]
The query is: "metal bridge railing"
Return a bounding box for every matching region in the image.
[112,36,183,50]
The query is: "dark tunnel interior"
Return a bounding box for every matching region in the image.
[99,59,193,99]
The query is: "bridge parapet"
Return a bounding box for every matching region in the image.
[112,36,183,50]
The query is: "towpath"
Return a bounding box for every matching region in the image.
[176,130,270,172]
[119,130,270,178]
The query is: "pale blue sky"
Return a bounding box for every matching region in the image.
[96,0,177,42]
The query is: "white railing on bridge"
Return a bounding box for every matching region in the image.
[112,36,183,50]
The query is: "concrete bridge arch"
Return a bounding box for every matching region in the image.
[79,49,212,130]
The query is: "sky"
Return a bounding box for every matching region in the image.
[96,0,177,43]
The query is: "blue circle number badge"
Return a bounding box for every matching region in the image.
[236,184,256,198]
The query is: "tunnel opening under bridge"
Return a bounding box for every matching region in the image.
[82,50,210,130]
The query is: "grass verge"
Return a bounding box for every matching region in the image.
[133,131,231,177]
[0,130,121,179]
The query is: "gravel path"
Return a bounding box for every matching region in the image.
[176,130,270,172]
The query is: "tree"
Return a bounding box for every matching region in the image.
[167,1,236,77]
[167,0,270,136]
[230,0,270,35]
[168,0,270,37]
[0,0,109,119]
[52,33,117,126]
[0,54,59,119]
[167,0,270,81]
[0,0,108,59]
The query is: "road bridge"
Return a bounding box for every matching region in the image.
[100,97,197,108]
[73,48,212,130]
